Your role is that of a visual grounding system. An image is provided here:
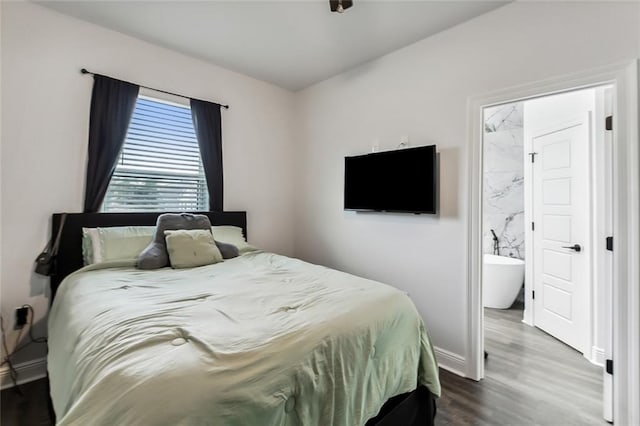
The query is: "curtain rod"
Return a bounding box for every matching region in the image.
[80,68,230,109]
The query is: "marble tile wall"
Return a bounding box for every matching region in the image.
[483,102,525,259]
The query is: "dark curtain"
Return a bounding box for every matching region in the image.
[190,99,223,211]
[83,75,139,212]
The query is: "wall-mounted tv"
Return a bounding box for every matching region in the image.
[344,145,437,214]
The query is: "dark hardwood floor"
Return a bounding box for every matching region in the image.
[1,306,606,425]
[1,378,52,426]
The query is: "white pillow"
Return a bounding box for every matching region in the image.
[82,226,155,265]
[82,228,101,265]
[211,225,256,254]
[165,229,223,269]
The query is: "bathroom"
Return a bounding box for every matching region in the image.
[482,102,525,311]
[480,87,613,422]
[481,89,611,348]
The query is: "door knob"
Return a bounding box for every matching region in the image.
[562,244,582,252]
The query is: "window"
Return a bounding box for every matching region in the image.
[102,96,208,212]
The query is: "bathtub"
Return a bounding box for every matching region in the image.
[483,254,525,309]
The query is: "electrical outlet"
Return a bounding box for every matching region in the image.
[15,307,28,329]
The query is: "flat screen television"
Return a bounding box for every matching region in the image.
[344,145,436,214]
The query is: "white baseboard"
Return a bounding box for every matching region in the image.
[0,357,47,390]
[434,346,466,377]
[589,346,605,367]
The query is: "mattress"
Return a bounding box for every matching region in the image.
[48,251,440,425]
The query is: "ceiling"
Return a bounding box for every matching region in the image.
[38,1,508,91]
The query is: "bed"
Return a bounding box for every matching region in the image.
[47,212,440,425]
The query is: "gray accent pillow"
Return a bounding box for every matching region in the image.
[137,213,213,270]
[215,241,239,259]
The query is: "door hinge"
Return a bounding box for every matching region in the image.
[528,152,538,163]
[605,115,613,131]
[532,290,535,300]
[531,222,535,231]
[606,359,613,375]
[606,236,613,251]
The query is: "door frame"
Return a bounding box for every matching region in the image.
[465,60,639,425]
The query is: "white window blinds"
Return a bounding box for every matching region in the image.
[102,96,208,212]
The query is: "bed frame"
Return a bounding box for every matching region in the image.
[47,211,435,426]
[49,211,247,300]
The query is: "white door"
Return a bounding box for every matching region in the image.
[532,115,591,354]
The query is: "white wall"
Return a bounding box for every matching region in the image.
[294,1,640,364]
[0,2,296,365]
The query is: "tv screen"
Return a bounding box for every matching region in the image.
[344,145,436,214]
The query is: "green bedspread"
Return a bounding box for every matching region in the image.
[48,251,440,425]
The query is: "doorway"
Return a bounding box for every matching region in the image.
[481,86,613,423]
[466,61,639,425]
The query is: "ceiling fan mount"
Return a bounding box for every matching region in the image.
[329,0,353,14]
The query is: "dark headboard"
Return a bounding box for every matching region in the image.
[50,211,247,300]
